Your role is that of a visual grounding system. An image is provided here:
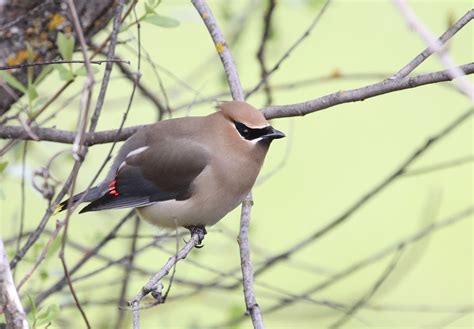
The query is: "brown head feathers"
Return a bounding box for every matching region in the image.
[217,101,269,129]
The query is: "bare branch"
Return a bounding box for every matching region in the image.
[219,205,474,327]
[0,59,129,71]
[392,1,473,101]
[391,9,473,79]
[256,0,277,105]
[238,197,265,328]
[0,239,28,329]
[191,0,245,101]
[247,0,332,99]
[1,64,473,145]
[127,226,207,327]
[403,155,474,177]
[0,125,141,145]
[252,107,473,277]
[16,220,65,291]
[261,63,474,119]
[329,247,404,329]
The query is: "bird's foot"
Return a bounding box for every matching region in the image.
[184,225,207,248]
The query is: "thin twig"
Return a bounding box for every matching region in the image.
[16,220,65,290]
[402,155,474,177]
[256,0,277,105]
[391,9,473,79]
[115,217,140,329]
[251,107,473,278]
[217,204,474,327]
[246,0,332,99]
[0,59,129,71]
[329,247,405,329]
[59,1,97,327]
[392,0,474,101]
[33,211,134,308]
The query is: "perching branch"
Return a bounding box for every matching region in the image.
[191,1,264,328]
[238,198,265,329]
[127,226,207,328]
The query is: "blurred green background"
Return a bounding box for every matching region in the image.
[1,0,473,328]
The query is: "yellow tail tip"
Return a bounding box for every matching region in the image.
[53,204,63,216]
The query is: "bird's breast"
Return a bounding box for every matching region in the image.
[136,160,259,229]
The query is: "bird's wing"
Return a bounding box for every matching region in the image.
[79,138,209,213]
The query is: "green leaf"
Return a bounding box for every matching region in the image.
[36,304,60,326]
[57,32,75,61]
[27,85,39,102]
[0,161,8,174]
[144,14,180,28]
[55,64,74,81]
[144,2,156,14]
[74,65,99,76]
[0,71,27,93]
[26,294,37,326]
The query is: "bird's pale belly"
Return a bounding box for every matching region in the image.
[135,191,246,228]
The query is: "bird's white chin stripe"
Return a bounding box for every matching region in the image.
[248,137,264,144]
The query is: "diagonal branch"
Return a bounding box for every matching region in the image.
[0,239,28,329]
[261,62,474,119]
[191,0,244,101]
[127,227,206,320]
[392,1,473,101]
[391,9,473,79]
[251,107,473,278]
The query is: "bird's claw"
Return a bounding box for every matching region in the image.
[184,225,207,248]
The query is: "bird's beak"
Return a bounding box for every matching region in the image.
[262,127,285,141]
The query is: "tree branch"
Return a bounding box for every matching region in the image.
[127,226,206,328]
[261,62,474,119]
[192,1,264,328]
[0,239,28,329]
[390,9,473,79]
[1,63,473,145]
[191,0,244,101]
[392,1,473,101]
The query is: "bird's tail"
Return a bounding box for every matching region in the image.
[54,186,103,215]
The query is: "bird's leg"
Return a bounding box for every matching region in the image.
[184,225,207,248]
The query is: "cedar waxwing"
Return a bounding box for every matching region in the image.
[56,101,284,231]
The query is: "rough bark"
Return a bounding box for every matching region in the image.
[0,0,119,114]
